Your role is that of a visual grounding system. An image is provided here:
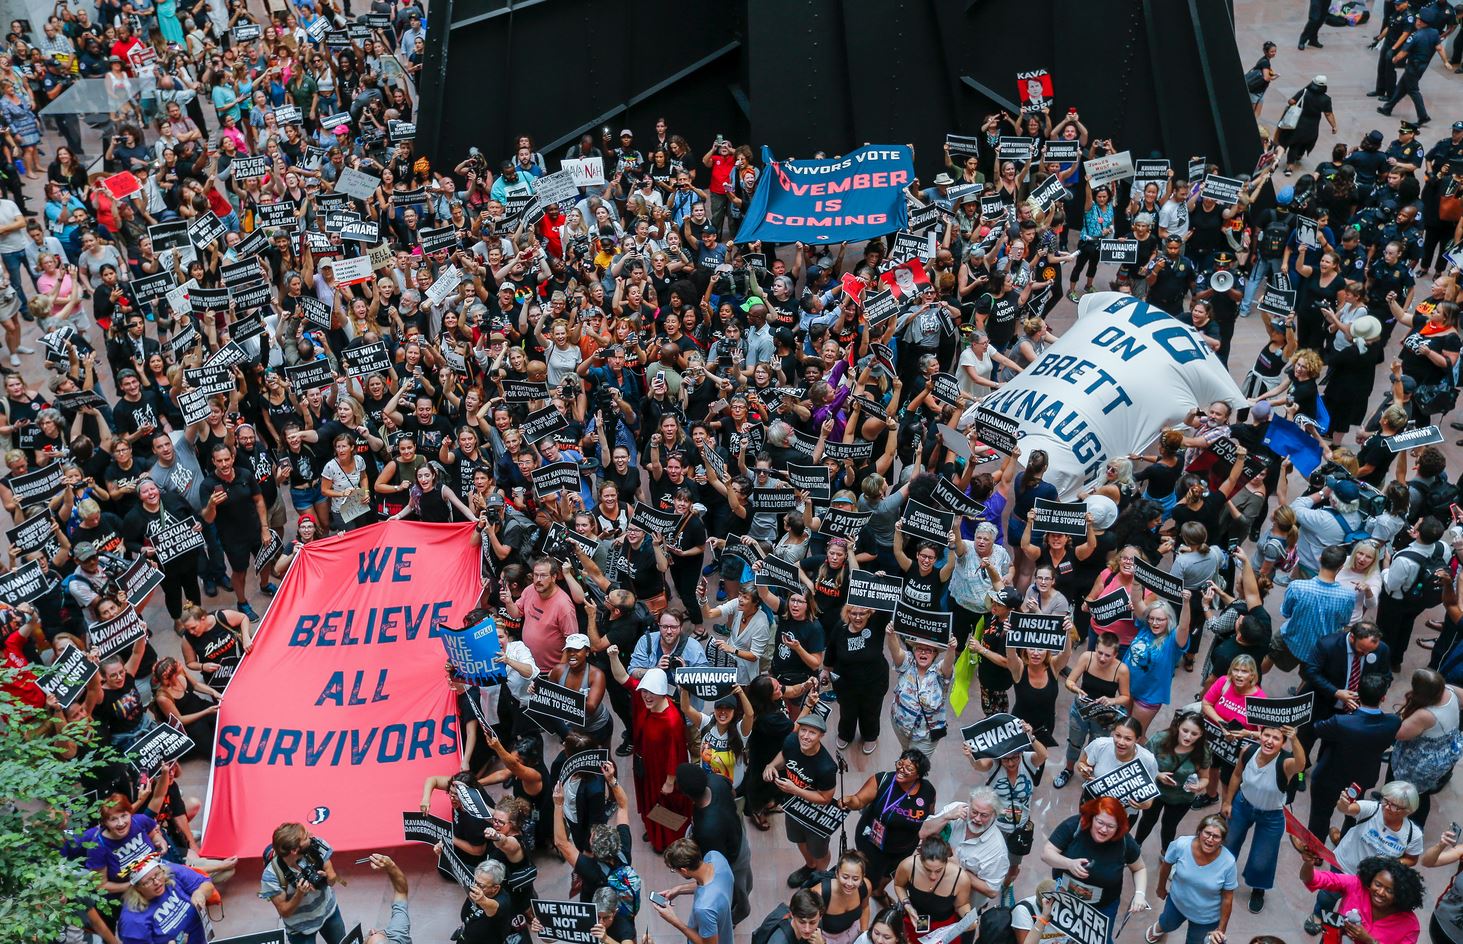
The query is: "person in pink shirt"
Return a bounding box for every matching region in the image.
[504,557,579,672]
[1297,848,1422,944]
[1195,654,1266,807]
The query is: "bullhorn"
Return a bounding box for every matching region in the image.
[1210,269,1235,292]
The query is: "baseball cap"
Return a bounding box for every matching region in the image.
[990,586,1023,609]
[1327,476,1362,503]
[1452,121,1463,132]
[675,763,709,796]
[1249,399,1272,420]
[619,129,633,138]
[1365,130,1384,144]
[74,541,99,561]
[563,633,591,650]
[796,712,827,732]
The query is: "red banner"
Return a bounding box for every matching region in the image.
[1283,805,1339,867]
[199,521,480,858]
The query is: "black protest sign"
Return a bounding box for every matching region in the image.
[451,780,496,820]
[437,844,475,889]
[1088,587,1134,624]
[1134,158,1170,184]
[233,227,270,259]
[891,602,952,647]
[55,388,107,412]
[122,558,165,607]
[930,372,963,406]
[341,341,393,378]
[849,392,889,420]
[401,811,452,846]
[871,341,896,372]
[9,463,63,507]
[152,516,206,564]
[527,678,587,727]
[90,606,149,659]
[1257,285,1296,317]
[500,380,550,403]
[909,202,944,234]
[1188,156,1208,181]
[787,464,831,502]
[184,366,237,397]
[532,899,598,944]
[338,219,381,243]
[979,194,1006,219]
[975,406,1020,455]
[900,499,954,544]
[1032,497,1088,536]
[780,796,848,839]
[325,211,362,235]
[997,137,1036,163]
[256,200,299,230]
[1244,692,1314,727]
[1045,139,1081,163]
[930,476,985,518]
[847,571,902,612]
[37,644,98,709]
[1385,425,1445,452]
[1098,239,1138,265]
[755,554,803,592]
[387,120,416,142]
[233,155,271,181]
[628,502,678,537]
[821,439,875,461]
[419,225,459,255]
[189,285,231,311]
[254,530,283,573]
[1199,174,1244,205]
[1030,173,1069,214]
[1049,891,1112,944]
[231,22,261,41]
[749,487,798,514]
[674,666,737,701]
[1200,716,1241,767]
[7,514,53,554]
[391,187,427,207]
[298,296,332,330]
[1209,436,1239,465]
[1132,556,1185,609]
[521,405,568,444]
[530,461,581,496]
[821,508,871,541]
[202,337,250,371]
[1077,697,1128,726]
[284,359,337,394]
[558,747,610,782]
[1006,612,1067,651]
[0,560,53,606]
[1082,757,1160,806]
[177,388,213,427]
[229,285,272,315]
[188,212,227,250]
[148,220,190,252]
[127,722,194,775]
[168,324,199,358]
[946,133,982,158]
[962,712,1033,760]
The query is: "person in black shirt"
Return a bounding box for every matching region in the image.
[676,763,752,924]
[456,859,515,944]
[111,369,174,458]
[766,711,838,887]
[757,585,826,705]
[1146,235,1196,314]
[200,442,268,620]
[553,766,639,942]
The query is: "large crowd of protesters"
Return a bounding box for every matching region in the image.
[9,3,1463,944]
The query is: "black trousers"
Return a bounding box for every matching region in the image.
[1300,0,1326,43]
[833,670,887,743]
[1383,67,1431,121]
[1379,593,1426,671]
[161,559,201,619]
[1377,44,1400,97]
[1136,798,1192,852]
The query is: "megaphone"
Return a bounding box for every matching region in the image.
[1210,269,1235,292]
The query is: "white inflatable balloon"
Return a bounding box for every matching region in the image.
[977,292,1247,498]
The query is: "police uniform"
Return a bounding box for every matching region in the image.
[1386,135,1426,171]
[1374,1,1417,98]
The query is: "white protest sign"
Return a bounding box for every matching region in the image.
[1084,151,1133,187]
[561,157,606,187]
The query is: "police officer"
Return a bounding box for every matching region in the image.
[1369,0,1416,100]
[1379,19,1445,123]
[1195,251,1245,364]
[1346,131,1391,191]
[1365,238,1416,345]
[1146,234,1196,314]
[1387,121,1426,174]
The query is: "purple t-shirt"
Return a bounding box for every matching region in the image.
[116,862,209,944]
[84,813,159,881]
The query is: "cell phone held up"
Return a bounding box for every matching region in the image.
[648,891,670,908]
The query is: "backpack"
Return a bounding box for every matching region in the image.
[1325,509,1372,550]
[751,905,794,944]
[1259,219,1290,258]
[1244,67,1266,93]
[603,863,641,920]
[1397,544,1447,608]
[1409,474,1455,525]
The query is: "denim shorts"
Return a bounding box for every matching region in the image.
[290,484,323,510]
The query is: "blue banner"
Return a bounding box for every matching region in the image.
[735,144,913,244]
[440,615,504,685]
[1262,415,1324,477]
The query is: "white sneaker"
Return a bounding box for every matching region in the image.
[15,345,33,354]
[8,353,19,367]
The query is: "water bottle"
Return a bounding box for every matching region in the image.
[1184,774,1200,792]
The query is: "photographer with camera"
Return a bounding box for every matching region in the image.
[261,822,346,944]
[1289,470,1372,576]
